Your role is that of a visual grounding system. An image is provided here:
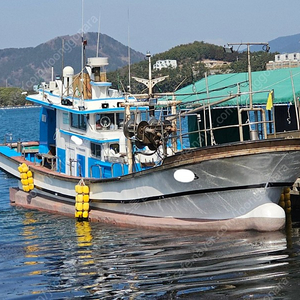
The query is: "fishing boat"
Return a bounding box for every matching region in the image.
[1,45,300,232]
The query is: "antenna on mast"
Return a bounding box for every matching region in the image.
[81,0,84,73]
[80,0,85,105]
[127,8,131,92]
[96,10,101,57]
[61,38,64,76]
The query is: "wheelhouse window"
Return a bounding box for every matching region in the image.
[91,142,101,158]
[71,113,87,131]
[110,143,119,154]
[96,112,124,130]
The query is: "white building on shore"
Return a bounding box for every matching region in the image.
[266,53,300,70]
[153,60,177,71]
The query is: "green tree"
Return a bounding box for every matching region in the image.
[0,87,27,106]
[231,51,277,73]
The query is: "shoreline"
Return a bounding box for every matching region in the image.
[0,105,40,109]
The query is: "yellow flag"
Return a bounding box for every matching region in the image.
[266,90,273,110]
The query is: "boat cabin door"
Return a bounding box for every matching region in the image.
[39,107,56,154]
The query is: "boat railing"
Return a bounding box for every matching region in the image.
[69,158,81,176]
[238,107,270,141]
[174,111,276,148]
[56,157,62,173]
[90,164,103,179]
[123,91,277,152]
[111,163,124,177]
[173,92,277,148]
[77,162,82,177]
[34,153,58,171]
[176,117,274,148]
[3,133,13,144]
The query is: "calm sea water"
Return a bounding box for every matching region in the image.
[1,107,300,300]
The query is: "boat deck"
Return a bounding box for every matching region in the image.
[11,155,79,180]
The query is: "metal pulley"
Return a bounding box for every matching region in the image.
[123,118,174,150]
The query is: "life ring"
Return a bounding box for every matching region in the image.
[99,116,111,128]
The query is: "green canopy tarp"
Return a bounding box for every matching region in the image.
[175,67,300,107]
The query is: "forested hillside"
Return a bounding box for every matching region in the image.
[0,37,276,104]
[107,41,275,94]
[0,88,27,106]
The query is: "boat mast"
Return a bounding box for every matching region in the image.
[227,42,269,140]
[81,0,84,104]
[290,70,300,130]
[227,42,269,108]
[132,52,168,98]
[125,53,171,171]
[125,102,133,174]
[127,8,131,92]
[147,52,152,96]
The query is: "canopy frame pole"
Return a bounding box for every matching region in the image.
[290,70,300,130]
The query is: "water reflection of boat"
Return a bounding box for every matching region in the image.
[1,45,300,231]
[57,228,289,299]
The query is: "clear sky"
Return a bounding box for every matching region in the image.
[1,0,300,54]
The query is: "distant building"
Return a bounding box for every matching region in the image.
[266,52,300,70]
[153,60,177,71]
[202,59,231,74]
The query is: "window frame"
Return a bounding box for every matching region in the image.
[91,142,102,158]
[95,112,124,130]
[70,113,87,131]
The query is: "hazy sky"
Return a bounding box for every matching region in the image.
[1,0,300,54]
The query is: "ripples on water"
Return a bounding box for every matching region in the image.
[1,108,300,299]
[1,173,300,300]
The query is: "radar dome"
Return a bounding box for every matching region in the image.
[63,66,74,77]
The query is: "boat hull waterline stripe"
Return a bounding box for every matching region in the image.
[33,181,292,204]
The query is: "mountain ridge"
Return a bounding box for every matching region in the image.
[0,32,145,88]
[1,32,300,89]
[250,33,300,53]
